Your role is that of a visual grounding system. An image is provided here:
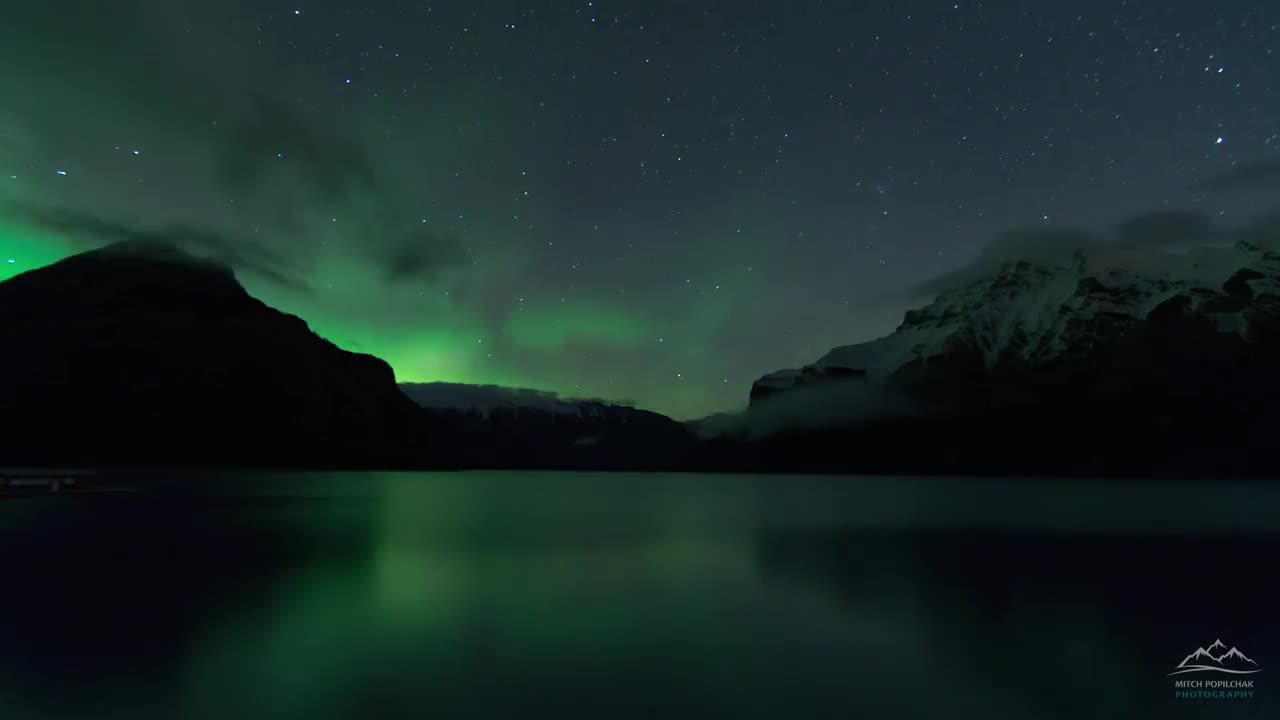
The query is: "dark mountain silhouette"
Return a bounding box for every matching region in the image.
[403,383,695,470]
[701,240,1280,476]
[400,382,576,413]
[0,241,427,468]
[18,237,1280,476]
[401,381,647,416]
[0,242,694,470]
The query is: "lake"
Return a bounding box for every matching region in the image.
[0,472,1276,718]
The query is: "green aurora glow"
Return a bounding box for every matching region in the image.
[0,0,961,419]
[0,215,781,418]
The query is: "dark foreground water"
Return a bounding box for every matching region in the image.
[0,472,1277,719]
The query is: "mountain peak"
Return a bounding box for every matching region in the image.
[0,239,249,311]
[740,239,1280,476]
[0,241,423,468]
[77,239,234,275]
[753,239,1280,404]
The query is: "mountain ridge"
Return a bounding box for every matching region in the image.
[752,239,1280,403]
[0,240,428,468]
[721,237,1280,476]
[0,241,695,470]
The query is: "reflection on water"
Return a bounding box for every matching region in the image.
[0,473,1276,719]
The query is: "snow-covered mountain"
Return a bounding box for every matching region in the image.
[726,236,1280,475]
[399,381,651,420]
[752,239,1280,403]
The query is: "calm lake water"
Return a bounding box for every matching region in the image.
[0,472,1276,719]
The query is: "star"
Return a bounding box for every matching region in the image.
[4,0,1278,421]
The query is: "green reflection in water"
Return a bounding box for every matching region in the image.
[4,473,1280,719]
[178,473,771,719]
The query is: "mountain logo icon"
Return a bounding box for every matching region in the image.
[1169,639,1262,675]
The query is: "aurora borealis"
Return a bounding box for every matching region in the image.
[3,1,1279,418]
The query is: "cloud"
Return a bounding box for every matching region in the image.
[2,202,310,292]
[908,226,1098,299]
[1229,211,1280,251]
[381,227,469,284]
[1,1,463,291]
[904,209,1217,299]
[211,94,381,211]
[503,303,657,351]
[1111,210,1211,247]
[695,378,921,439]
[1202,160,1280,192]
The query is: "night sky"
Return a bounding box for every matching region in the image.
[3,1,1279,418]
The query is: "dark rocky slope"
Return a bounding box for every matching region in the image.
[0,242,428,468]
[402,382,696,470]
[0,242,695,470]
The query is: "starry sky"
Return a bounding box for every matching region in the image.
[2,0,1279,419]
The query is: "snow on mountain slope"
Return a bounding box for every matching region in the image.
[752,239,1280,401]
